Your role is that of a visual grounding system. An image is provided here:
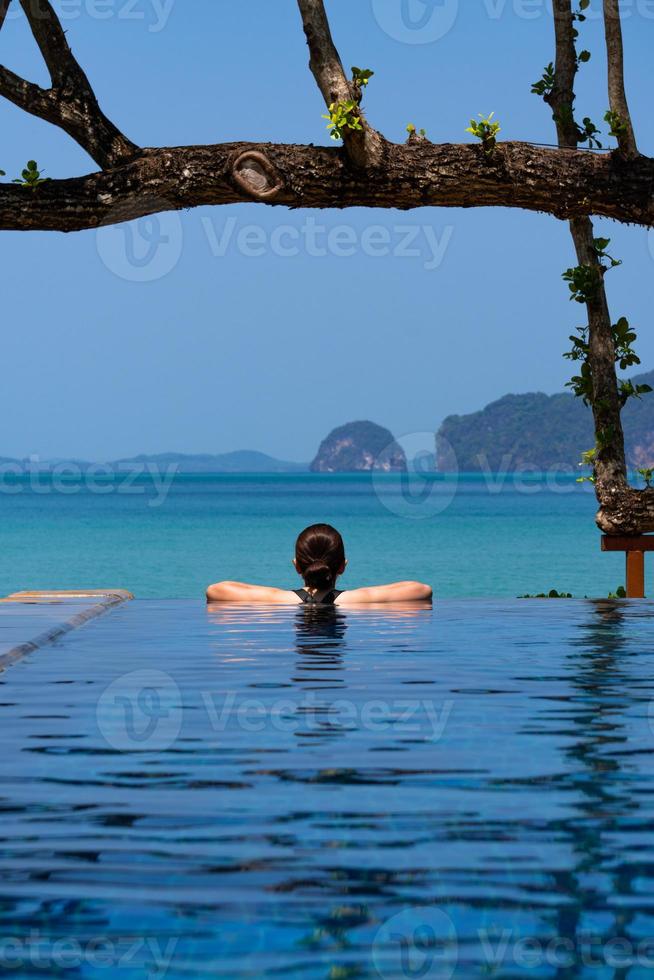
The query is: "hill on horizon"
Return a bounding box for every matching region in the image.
[110,450,308,473]
[436,369,654,472]
[310,421,407,472]
[0,450,308,473]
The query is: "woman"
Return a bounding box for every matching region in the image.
[206,523,432,605]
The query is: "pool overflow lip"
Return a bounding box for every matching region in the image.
[0,590,133,672]
[0,570,648,675]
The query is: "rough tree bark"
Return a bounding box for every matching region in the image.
[603,0,638,159]
[296,0,384,168]
[2,139,653,233]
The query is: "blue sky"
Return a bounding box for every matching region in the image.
[1,0,653,462]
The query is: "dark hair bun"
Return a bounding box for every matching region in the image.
[303,560,334,591]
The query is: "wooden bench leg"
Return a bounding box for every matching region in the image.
[626,550,645,599]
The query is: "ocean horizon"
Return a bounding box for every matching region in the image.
[0,471,628,600]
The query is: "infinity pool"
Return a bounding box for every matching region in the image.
[2,599,654,978]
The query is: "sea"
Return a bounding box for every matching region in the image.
[0,471,630,599]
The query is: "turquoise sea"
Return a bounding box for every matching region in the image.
[0,472,630,599]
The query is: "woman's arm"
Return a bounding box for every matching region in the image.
[206,581,298,604]
[338,581,432,604]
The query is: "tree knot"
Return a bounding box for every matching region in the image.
[231,151,283,201]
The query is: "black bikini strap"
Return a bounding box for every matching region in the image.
[294,589,343,605]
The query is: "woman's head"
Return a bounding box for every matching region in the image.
[294,524,346,591]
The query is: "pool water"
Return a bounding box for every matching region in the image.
[2,599,654,978]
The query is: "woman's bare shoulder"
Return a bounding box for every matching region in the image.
[336,582,432,605]
[206,581,300,604]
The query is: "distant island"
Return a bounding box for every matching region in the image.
[311,421,406,472]
[436,368,654,472]
[0,425,407,474]
[0,450,307,474]
[110,451,307,473]
[8,376,654,477]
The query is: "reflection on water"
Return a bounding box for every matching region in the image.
[1,599,654,977]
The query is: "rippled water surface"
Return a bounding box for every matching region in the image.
[2,599,654,978]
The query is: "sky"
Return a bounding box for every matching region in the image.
[1,0,653,462]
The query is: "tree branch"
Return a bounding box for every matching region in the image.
[0,64,53,119]
[603,0,638,158]
[548,0,649,533]
[0,0,11,32]
[0,0,138,168]
[296,0,384,168]
[19,0,85,87]
[547,0,580,148]
[0,140,653,233]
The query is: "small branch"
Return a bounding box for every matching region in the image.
[547,0,580,148]
[0,0,11,32]
[296,0,384,168]
[603,0,638,158]
[296,0,350,107]
[19,0,86,88]
[0,0,139,168]
[0,64,53,117]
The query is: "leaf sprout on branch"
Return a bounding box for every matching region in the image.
[604,109,628,138]
[576,447,597,484]
[13,160,50,190]
[351,66,374,88]
[323,100,363,141]
[465,112,501,154]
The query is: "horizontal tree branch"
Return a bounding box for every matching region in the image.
[0,140,653,232]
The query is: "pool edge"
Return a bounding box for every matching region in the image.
[0,590,134,672]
